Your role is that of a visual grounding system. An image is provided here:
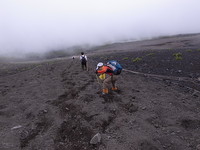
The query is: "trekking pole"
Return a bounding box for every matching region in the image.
[87,61,89,71]
[96,74,103,93]
[96,74,101,85]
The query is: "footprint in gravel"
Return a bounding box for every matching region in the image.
[65,81,76,86]
[132,89,140,93]
[146,115,162,128]
[123,102,139,113]
[20,117,52,148]
[0,110,14,117]
[139,140,159,150]
[1,88,10,96]
[100,94,114,103]
[180,119,200,129]
[55,120,94,150]
[59,103,77,118]
[112,89,122,94]
[0,105,6,110]
[80,94,95,103]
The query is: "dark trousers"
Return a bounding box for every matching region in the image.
[81,62,87,70]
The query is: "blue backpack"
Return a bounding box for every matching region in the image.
[107,60,122,75]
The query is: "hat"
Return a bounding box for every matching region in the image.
[96,62,103,70]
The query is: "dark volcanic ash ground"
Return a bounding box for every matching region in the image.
[0,34,200,150]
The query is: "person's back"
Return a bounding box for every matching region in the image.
[96,62,119,94]
[80,52,88,70]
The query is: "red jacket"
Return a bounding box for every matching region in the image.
[96,66,113,76]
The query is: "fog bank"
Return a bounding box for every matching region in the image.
[0,0,200,58]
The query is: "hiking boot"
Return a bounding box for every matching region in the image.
[112,87,118,91]
[102,88,109,94]
[112,87,121,93]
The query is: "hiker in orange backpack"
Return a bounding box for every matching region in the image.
[95,62,119,94]
[80,52,88,70]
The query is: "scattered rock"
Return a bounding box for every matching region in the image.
[188,73,195,78]
[192,93,199,98]
[196,144,200,150]
[129,119,136,125]
[132,89,140,93]
[129,104,139,113]
[154,124,159,128]
[152,101,157,104]
[132,96,136,99]
[181,119,200,129]
[140,140,159,150]
[90,133,101,145]
[141,107,146,110]
[11,125,22,130]
[125,103,138,113]
[43,109,48,113]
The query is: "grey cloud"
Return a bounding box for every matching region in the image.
[0,0,200,58]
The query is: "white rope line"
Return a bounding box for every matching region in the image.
[123,68,200,94]
[123,69,199,82]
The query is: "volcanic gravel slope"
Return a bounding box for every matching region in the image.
[0,34,200,150]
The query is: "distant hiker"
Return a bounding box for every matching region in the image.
[80,52,88,70]
[96,60,122,94]
[72,56,75,60]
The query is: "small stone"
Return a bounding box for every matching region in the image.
[178,70,182,73]
[171,132,175,135]
[196,144,200,150]
[189,73,194,78]
[105,129,110,133]
[132,96,136,99]
[129,105,138,113]
[193,94,199,98]
[129,119,136,125]
[152,101,157,104]
[141,107,146,110]
[11,125,22,130]
[154,124,159,128]
[161,127,165,131]
[59,142,64,145]
[90,133,101,145]
[107,135,111,139]
[192,92,199,98]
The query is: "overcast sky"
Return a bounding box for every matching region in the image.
[0,0,200,57]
